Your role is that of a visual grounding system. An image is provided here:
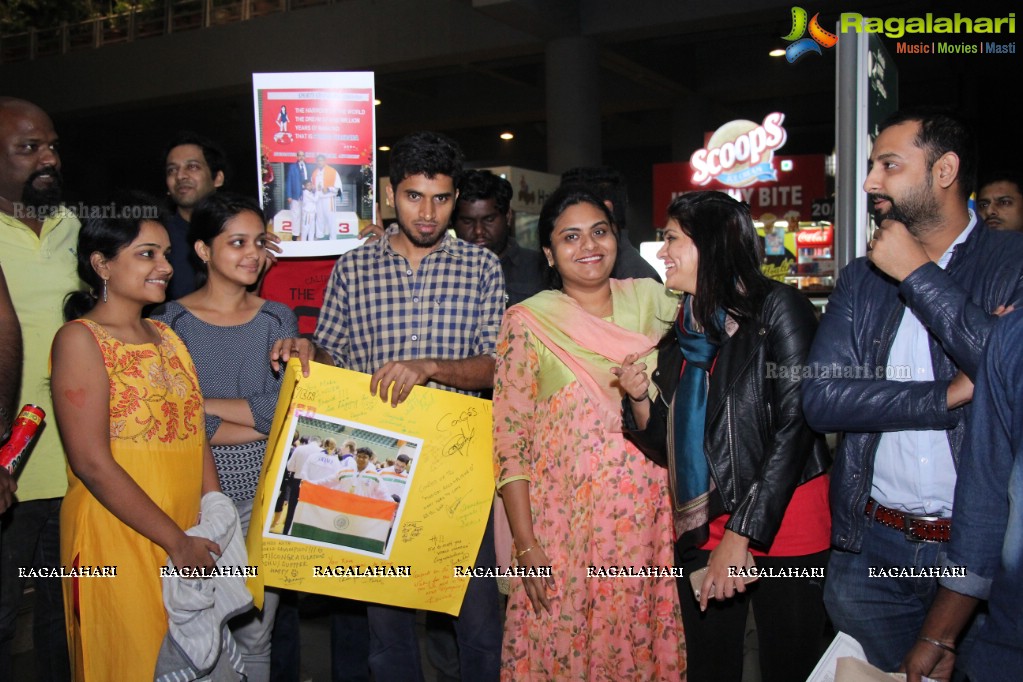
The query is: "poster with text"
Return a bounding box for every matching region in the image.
[252,72,376,257]
[246,361,494,616]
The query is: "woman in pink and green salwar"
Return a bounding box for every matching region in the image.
[493,185,686,681]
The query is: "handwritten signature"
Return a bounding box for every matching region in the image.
[401,521,423,543]
[329,394,362,415]
[442,426,476,458]
[447,492,468,516]
[436,407,478,432]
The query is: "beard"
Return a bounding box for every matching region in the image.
[397,216,446,248]
[868,184,941,237]
[21,166,64,214]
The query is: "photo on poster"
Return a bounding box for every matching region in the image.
[252,72,376,257]
[264,409,421,560]
[249,363,495,614]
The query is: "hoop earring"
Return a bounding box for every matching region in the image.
[102,278,108,303]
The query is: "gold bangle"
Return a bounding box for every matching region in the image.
[515,544,535,559]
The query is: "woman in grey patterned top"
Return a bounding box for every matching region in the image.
[152,192,297,682]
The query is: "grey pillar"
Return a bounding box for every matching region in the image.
[545,36,601,174]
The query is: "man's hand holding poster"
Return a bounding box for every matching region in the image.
[247,360,494,616]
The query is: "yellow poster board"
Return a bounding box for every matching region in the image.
[246,360,494,616]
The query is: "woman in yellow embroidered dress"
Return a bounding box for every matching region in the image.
[51,202,221,681]
[494,185,686,680]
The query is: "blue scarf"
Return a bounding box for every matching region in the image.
[670,299,723,541]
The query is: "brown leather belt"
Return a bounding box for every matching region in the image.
[865,499,951,543]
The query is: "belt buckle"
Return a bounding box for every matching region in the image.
[903,513,943,543]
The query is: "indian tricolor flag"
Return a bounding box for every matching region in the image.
[290,483,397,553]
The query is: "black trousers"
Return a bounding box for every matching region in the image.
[676,544,830,682]
[281,477,303,534]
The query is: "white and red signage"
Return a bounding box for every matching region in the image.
[653,154,827,225]
[256,81,374,165]
[796,227,834,248]
[252,72,376,257]
[690,113,788,187]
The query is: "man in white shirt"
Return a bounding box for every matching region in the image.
[804,108,1023,671]
[378,453,411,502]
[311,155,342,239]
[335,447,388,501]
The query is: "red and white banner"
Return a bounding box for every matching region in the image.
[653,154,827,225]
[253,72,376,257]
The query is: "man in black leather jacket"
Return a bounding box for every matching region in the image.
[803,108,1023,671]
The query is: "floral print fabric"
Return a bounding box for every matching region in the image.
[99,323,204,443]
[494,314,686,681]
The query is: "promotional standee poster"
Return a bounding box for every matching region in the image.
[246,361,494,616]
[252,72,376,257]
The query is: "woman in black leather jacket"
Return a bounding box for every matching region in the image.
[615,191,831,682]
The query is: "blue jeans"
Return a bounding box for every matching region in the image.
[424,614,459,682]
[330,598,370,682]
[0,498,70,682]
[365,515,502,682]
[269,590,301,682]
[825,514,978,672]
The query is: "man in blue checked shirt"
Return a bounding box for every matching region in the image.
[272,130,504,682]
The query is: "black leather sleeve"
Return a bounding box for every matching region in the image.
[622,342,680,468]
[622,393,669,467]
[725,286,826,547]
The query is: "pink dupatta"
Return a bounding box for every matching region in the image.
[505,278,672,432]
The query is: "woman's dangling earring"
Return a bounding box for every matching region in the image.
[102,278,108,303]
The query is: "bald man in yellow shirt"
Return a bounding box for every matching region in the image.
[0,96,79,681]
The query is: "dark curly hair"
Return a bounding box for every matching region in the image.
[389,131,464,190]
[456,170,513,215]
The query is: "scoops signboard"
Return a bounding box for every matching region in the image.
[653,113,826,226]
[691,113,787,187]
[653,154,826,225]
